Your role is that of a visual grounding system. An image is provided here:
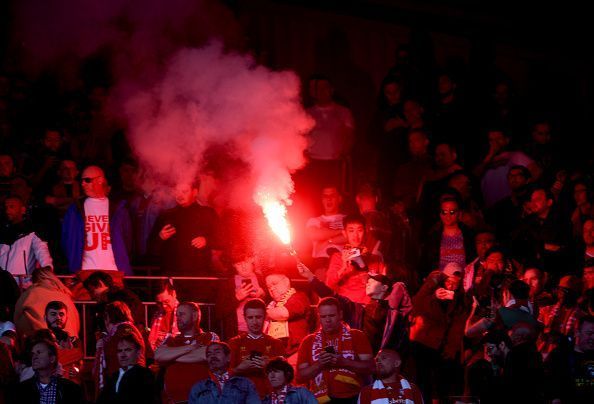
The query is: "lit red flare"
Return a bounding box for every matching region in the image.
[257,196,291,245]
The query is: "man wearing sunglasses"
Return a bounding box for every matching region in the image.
[61,165,132,274]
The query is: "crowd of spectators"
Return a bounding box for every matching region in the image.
[1,40,594,404]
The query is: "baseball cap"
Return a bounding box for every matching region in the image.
[443,262,464,277]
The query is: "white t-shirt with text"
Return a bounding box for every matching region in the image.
[82,197,118,270]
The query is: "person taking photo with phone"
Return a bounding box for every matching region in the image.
[228,298,285,399]
[297,297,374,403]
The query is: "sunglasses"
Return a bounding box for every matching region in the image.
[440,209,458,215]
[81,176,102,183]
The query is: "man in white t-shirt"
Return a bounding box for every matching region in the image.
[306,185,346,279]
[62,165,132,274]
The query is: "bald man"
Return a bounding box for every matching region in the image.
[61,165,133,274]
[358,349,424,404]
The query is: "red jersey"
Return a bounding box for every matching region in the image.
[297,327,372,399]
[162,331,219,403]
[228,333,285,398]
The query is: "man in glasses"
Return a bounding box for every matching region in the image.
[420,196,475,279]
[61,165,132,274]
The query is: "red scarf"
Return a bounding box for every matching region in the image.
[270,385,289,404]
[310,322,359,403]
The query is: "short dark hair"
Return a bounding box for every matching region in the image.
[45,301,67,315]
[155,279,176,296]
[105,301,133,325]
[317,297,341,312]
[31,338,59,369]
[482,329,511,347]
[309,73,332,84]
[207,341,231,356]
[83,271,114,291]
[484,245,508,260]
[117,330,144,351]
[529,184,554,202]
[243,298,266,315]
[266,356,294,383]
[343,214,366,229]
[506,280,530,300]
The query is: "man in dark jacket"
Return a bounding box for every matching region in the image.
[97,332,156,404]
[11,338,83,404]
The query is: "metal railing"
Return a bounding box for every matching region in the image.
[75,300,216,359]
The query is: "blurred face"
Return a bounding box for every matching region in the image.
[383,82,402,106]
[318,304,342,334]
[266,274,290,302]
[484,252,505,272]
[355,193,377,213]
[507,168,528,191]
[117,339,141,368]
[31,343,55,372]
[206,344,230,373]
[583,220,594,246]
[321,187,341,215]
[440,200,460,227]
[81,166,107,198]
[576,321,594,353]
[156,289,177,312]
[344,222,364,247]
[119,164,138,189]
[176,305,199,333]
[0,155,14,177]
[267,369,287,390]
[488,131,509,152]
[438,75,455,95]
[5,198,26,224]
[403,100,423,122]
[309,79,333,105]
[530,190,552,216]
[244,308,265,335]
[375,350,401,379]
[494,83,509,104]
[574,183,589,206]
[59,160,78,183]
[234,259,255,278]
[44,130,62,152]
[45,308,67,330]
[584,267,594,290]
[475,233,496,259]
[435,144,456,169]
[448,174,471,199]
[89,281,109,300]
[531,123,551,145]
[174,183,197,207]
[366,277,387,298]
[408,132,428,156]
[484,342,504,363]
[445,275,461,291]
[522,269,543,296]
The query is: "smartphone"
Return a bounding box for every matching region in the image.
[250,350,262,360]
[324,346,336,354]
